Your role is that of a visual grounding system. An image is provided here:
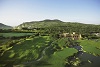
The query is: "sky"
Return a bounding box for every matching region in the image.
[0,0,100,26]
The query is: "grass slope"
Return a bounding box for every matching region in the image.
[78,39,100,56]
[35,48,78,67]
[0,33,34,37]
[47,48,77,67]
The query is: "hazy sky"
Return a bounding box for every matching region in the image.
[0,0,100,26]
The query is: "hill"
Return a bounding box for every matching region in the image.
[15,19,63,29]
[0,23,12,29]
[15,19,100,33]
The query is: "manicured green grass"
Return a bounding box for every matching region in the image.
[0,33,33,37]
[78,39,100,56]
[0,36,51,66]
[56,38,68,47]
[37,48,78,67]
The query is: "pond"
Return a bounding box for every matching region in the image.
[78,52,100,67]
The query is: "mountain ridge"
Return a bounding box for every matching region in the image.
[0,23,13,29]
[16,19,99,28]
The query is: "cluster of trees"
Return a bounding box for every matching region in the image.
[46,24,100,34]
[82,34,100,39]
[0,29,34,33]
[0,35,32,40]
